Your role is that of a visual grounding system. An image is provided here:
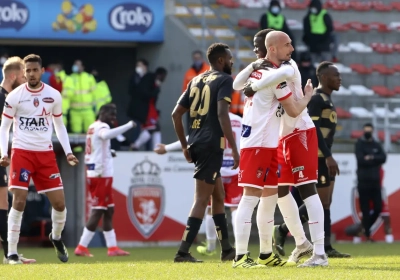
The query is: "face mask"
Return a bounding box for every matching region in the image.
[136,66,145,76]
[0,57,6,65]
[72,65,79,73]
[271,6,280,14]
[364,132,372,139]
[310,7,318,14]
[193,60,202,68]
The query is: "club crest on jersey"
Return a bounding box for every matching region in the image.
[250,71,262,80]
[127,158,165,239]
[351,187,385,236]
[33,97,39,107]
[276,81,287,90]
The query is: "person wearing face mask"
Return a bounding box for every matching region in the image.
[127,59,160,149]
[259,1,297,61]
[302,0,334,64]
[298,52,318,88]
[354,123,386,241]
[68,59,97,140]
[181,51,209,93]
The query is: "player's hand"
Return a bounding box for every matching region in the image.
[252,59,273,70]
[129,120,137,128]
[0,156,10,167]
[154,144,167,155]
[303,79,314,100]
[66,153,79,166]
[111,149,117,158]
[364,155,373,160]
[183,148,192,163]
[326,156,340,177]
[232,149,240,170]
[243,81,256,97]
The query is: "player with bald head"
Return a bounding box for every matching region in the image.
[232,29,314,268]
[234,29,328,267]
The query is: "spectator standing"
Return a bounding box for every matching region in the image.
[354,123,387,242]
[298,52,318,88]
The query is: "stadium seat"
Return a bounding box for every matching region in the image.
[216,0,240,8]
[372,85,395,97]
[370,22,391,33]
[348,42,372,52]
[372,1,393,12]
[334,21,350,32]
[336,107,352,119]
[348,85,374,96]
[393,43,400,52]
[334,86,352,95]
[350,64,372,74]
[329,2,350,11]
[238,19,259,29]
[391,64,400,72]
[391,1,400,11]
[350,1,372,11]
[285,0,309,10]
[349,107,374,118]
[393,86,400,94]
[371,64,394,75]
[346,22,371,32]
[393,107,400,116]
[373,107,397,118]
[371,43,393,54]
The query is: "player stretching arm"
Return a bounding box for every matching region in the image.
[75,104,134,257]
[0,54,78,264]
[171,43,238,263]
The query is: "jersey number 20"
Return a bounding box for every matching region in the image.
[190,85,210,118]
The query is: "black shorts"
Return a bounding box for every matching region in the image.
[317,157,335,187]
[0,166,8,187]
[189,145,223,184]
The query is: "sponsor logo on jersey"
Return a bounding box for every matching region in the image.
[33,97,39,107]
[0,1,29,31]
[250,70,262,80]
[49,173,60,179]
[42,97,54,103]
[109,3,153,33]
[241,124,252,137]
[128,159,165,238]
[18,117,49,132]
[292,166,304,173]
[276,81,287,89]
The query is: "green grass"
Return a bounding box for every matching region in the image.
[2,243,400,279]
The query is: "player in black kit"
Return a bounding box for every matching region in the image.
[274,61,350,258]
[172,43,239,263]
[0,56,36,264]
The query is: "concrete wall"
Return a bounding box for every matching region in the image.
[136,1,201,143]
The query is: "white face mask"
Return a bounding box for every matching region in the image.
[136,66,144,76]
[271,6,280,14]
[310,7,318,14]
[0,57,6,65]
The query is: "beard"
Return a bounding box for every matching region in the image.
[223,64,232,75]
[12,80,21,90]
[28,80,40,88]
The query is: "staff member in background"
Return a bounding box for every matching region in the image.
[259,0,297,61]
[91,69,111,114]
[69,60,97,133]
[354,123,386,242]
[52,63,74,128]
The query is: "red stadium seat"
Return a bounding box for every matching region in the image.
[334,21,350,32]
[393,86,400,94]
[369,22,391,33]
[371,64,394,75]
[372,85,395,97]
[329,1,350,10]
[350,1,372,11]
[216,0,240,8]
[393,43,400,52]
[372,1,392,11]
[350,63,372,74]
[336,107,352,119]
[238,19,259,29]
[391,1,400,11]
[351,130,363,139]
[285,0,309,10]
[391,64,400,72]
[346,22,371,32]
[371,43,393,53]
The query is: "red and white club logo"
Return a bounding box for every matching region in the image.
[127,159,165,239]
[33,97,39,107]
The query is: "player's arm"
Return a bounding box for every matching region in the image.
[0,93,18,159]
[172,83,191,151]
[218,76,239,169]
[98,121,136,141]
[278,79,313,118]
[354,139,373,166]
[250,64,296,92]
[307,95,332,157]
[371,142,387,165]
[154,136,189,154]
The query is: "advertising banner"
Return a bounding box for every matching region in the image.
[0,0,164,42]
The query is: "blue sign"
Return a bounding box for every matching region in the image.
[0,0,164,42]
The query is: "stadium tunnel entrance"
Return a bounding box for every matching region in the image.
[1,41,137,126]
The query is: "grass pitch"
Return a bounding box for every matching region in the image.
[2,243,400,279]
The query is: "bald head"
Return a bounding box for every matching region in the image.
[265,31,289,48]
[265,31,294,63]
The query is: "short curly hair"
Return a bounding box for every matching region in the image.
[206,43,230,64]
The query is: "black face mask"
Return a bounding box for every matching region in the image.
[364,132,372,139]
